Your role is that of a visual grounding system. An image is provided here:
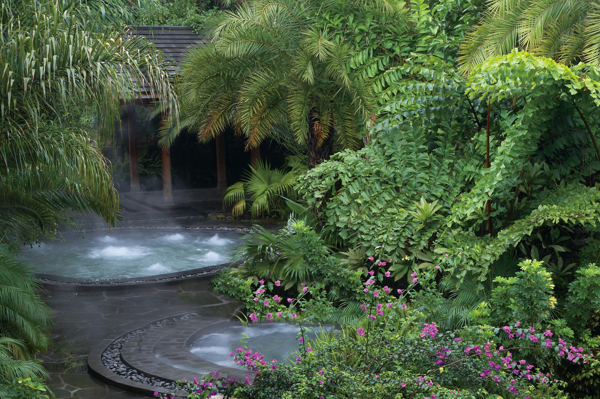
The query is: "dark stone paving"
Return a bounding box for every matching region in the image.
[40,279,240,398]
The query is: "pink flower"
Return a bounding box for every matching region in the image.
[401,304,407,309]
[274,295,280,302]
[287,298,294,303]
[543,330,553,337]
[515,321,521,327]
[529,335,539,343]
[411,272,418,277]
[529,326,535,333]
[397,289,403,294]
[291,313,297,318]
[381,262,387,266]
[386,303,392,308]
[373,291,379,297]
[412,278,418,284]
[249,313,257,322]
[297,336,304,342]
[318,379,323,384]
[275,280,281,286]
[266,312,273,320]
[368,270,375,276]
[302,287,308,293]
[377,309,384,316]
[276,312,282,317]
[368,256,374,261]
[435,266,440,270]
[363,288,369,293]
[307,347,313,352]
[384,271,391,277]
[263,300,269,306]
[301,282,307,286]
[401,382,406,387]
[258,279,265,285]
[383,286,390,293]
[365,280,375,286]
[253,297,259,302]
[357,328,365,336]
[445,254,449,257]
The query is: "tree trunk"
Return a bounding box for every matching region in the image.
[307,118,334,169]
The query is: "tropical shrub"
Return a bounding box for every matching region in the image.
[223,157,307,218]
[202,260,594,398]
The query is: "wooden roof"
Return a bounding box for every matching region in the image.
[132,26,206,67]
[128,26,206,99]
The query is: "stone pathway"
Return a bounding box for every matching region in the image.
[40,278,239,398]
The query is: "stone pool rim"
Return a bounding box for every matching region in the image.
[32,224,248,291]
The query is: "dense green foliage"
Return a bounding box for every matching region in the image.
[212,50,600,396]
[0,0,176,394]
[136,0,220,33]
[459,0,600,73]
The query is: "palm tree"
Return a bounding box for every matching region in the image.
[458,0,600,73]
[171,0,388,168]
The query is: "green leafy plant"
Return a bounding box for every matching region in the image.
[169,0,385,167]
[223,157,307,218]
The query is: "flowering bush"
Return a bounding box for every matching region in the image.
[184,260,595,398]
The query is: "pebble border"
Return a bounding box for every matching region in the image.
[100,313,197,391]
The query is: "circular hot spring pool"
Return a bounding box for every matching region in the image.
[19,229,242,279]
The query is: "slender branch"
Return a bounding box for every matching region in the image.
[571,100,600,164]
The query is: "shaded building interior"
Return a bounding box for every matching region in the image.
[103,26,287,208]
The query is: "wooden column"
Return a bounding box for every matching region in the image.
[250,145,260,166]
[127,102,140,192]
[216,134,227,188]
[161,118,174,205]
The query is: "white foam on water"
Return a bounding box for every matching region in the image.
[204,234,232,246]
[200,251,225,263]
[163,233,186,241]
[88,246,149,259]
[98,236,118,243]
[146,263,172,274]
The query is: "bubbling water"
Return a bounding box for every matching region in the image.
[20,229,242,279]
[88,246,150,259]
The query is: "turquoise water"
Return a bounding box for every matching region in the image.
[20,229,241,279]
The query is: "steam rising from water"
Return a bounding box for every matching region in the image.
[98,236,118,243]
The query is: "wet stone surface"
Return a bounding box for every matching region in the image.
[40,279,239,398]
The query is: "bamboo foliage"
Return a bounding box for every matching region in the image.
[0,0,179,241]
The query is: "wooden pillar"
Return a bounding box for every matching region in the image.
[250,145,260,166]
[216,134,227,188]
[161,118,173,205]
[127,102,140,192]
